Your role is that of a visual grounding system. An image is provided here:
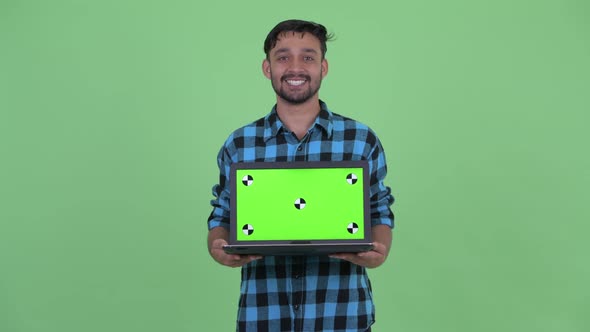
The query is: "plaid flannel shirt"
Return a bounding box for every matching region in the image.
[208,101,394,332]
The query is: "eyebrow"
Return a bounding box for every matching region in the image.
[273,47,319,55]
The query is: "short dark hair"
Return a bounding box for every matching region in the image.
[263,19,334,59]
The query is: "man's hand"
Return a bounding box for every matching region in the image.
[208,226,261,268]
[209,238,262,268]
[330,241,388,268]
[330,224,392,268]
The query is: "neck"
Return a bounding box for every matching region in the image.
[275,96,321,140]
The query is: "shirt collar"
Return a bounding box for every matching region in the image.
[263,100,334,142]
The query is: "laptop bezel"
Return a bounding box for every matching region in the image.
[228,160,372,246]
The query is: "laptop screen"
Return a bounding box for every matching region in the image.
[230,161,370,243]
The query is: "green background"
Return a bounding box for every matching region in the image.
[1,0,589,331]
[236,167,365,241]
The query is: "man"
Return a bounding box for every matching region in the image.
[207,19,394,332]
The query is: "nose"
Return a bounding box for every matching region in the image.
[287,58,306,73]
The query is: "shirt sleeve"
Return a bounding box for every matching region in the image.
[207,145,232,230]
[368,136,395,228]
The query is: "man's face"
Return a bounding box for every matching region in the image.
[263,32,328,105]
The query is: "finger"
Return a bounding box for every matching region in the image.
[329,253,345,259]
[211,239,229,250]
[357,250,380,258]
[213,249,240,261]
[227,258,248,268]
[226,255,261,267]
[334,251,383,268]
[330,253,358,263]
[212,250,244,267]
[371,242,386,254]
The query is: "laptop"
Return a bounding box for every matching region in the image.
[223,160,373,255]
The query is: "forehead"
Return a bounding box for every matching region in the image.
[271,32,322,54]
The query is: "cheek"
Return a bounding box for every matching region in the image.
[270,73,283,85]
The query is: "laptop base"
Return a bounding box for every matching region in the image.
[223,243,373,256]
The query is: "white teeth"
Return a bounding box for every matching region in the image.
[286,80,305,86]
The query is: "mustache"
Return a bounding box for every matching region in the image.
[281,74,311,81]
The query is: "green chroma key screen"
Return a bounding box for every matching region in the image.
[235,166,366,241]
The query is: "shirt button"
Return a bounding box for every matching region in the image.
[297,146,302,151]
[294,304,300,310]
[294,274,300,279]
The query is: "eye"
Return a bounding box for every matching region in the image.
[277,56,288,62]
[304,56,314,62]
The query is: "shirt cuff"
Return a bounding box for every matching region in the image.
[371,218,394,229]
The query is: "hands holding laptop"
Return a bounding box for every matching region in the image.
[330,224,392,268]
[208,224,391,268]
[211,239,262,267]
[208,226,262,267]
[329,241,387,268]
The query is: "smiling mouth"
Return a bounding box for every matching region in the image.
[282,74,310,87]
[285,79,306,86]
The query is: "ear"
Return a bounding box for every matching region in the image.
[321,58,329,78]
[262,59,271,79]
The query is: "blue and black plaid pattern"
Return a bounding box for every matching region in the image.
[208,101,394,332]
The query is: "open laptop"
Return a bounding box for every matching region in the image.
[223,160,373,255]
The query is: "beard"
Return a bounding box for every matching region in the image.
[271,73,322,105]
